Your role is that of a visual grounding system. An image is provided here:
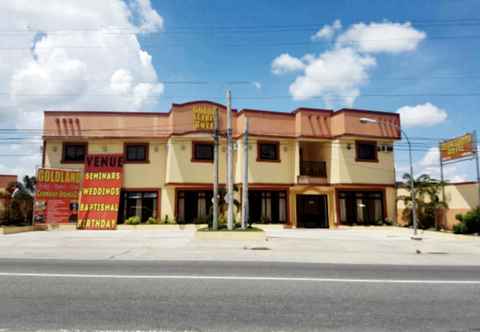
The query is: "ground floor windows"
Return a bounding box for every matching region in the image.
[338,191,384,225]
[118,191,158,223]
[249,190,287,224]
[176,190,213,224]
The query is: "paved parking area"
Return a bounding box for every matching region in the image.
[1,226,479,265]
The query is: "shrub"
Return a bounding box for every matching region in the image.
[453,223,467,234]
[454,208,480,234]
[146,217,159,224]
[125,216,141,225]
[163,215,170,224]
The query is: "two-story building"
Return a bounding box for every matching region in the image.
[42,100,401,228]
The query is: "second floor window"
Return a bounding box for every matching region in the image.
[63,143,87,163]
[193,142,213,161]
[258,141,279,161]
[356,141,378,162]
[125,144,148,162]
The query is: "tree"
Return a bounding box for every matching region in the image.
[397,173,448,230]
[4,175,36,225]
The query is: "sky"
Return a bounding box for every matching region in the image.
[0,0,479,182]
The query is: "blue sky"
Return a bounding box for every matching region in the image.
[145,0,480,181]
[0,0,479,181]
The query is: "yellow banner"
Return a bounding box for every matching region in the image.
[440,133,474,161]
[192,105,215,129]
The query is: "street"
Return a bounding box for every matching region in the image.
[1,259,480,332]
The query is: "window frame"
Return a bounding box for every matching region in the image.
[355,140,378,163]
[61,142,87,164]
[191,141,214,163]
[124,143,150,164]
[257,140,280,162]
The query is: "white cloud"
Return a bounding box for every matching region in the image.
[273,20,426,107]
[0,0,165,176]
[311,20,342,41]
[271,53,305,75]
[289,47,376,106]
[129,0,164,33]
[336,21,426,54]
[252,81,262,89]
[397,102,448,128]
[416,147,467,182]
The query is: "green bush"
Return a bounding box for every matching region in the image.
[146,217,159,224]
[125,216,141,225]
[163,215,170,224]
[454,208,480,234]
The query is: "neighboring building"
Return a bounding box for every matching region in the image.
[0,174,17,222]
[42,100,400,228]
[397,182,480,229]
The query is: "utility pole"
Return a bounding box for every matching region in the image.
[212,108,219,230]
[474,130,480,207]
[241,117,249,230]
[226,90,234,230]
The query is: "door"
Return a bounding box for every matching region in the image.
[296,195,329,228]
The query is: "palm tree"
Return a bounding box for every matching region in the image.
[397,173,448,230]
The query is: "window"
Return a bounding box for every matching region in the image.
[257,141,280,162]
[119,191,158,223]
[125,143,149,162]
[355,141,378,162]
[192,142,213,162]
[62,143,87,163]
[338,191,384,225]
[249,190,287,224]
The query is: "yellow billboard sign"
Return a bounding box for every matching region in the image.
[192,105,215,130]
[440,133,474,162]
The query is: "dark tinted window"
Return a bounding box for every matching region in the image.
[193,143,213,161]
[259,142,279,161]
[126,144,147,162]
[63,143,86,162]
[356,141,377,161]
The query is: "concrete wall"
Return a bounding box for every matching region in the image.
[397,182,479,229]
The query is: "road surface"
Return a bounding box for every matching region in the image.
[0,259,479,331]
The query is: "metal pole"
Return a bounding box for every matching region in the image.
[403,129,419,238]
[438,144,445,230]
[241,117,249,230]
[474,130,480,207]
[226,90,234,230]
[212,108,219,230]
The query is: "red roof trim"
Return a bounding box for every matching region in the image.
[336,108,400,117]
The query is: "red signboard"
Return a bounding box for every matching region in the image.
[33,168,81,225]
[77,154,124,230]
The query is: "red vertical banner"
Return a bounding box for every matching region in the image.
[77,154,124,230]
[33,168,81,225]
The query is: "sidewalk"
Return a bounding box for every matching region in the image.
[0,226,479,265]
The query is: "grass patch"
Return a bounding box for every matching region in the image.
[198,225,263,232]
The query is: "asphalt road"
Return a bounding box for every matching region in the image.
[0,259,480,332]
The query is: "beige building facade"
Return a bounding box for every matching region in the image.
[42,101,401,228]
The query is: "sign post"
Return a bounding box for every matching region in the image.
[33,168,81,225]
[439,132,479,211]
[77,154,124,230]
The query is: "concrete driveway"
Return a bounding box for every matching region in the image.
[0,226,479,265]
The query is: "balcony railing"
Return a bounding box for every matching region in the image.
[300,160,327,178]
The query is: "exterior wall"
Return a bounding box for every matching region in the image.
[235,137,295,184]
[330,138,395,184]
[397,183,479,229]
[42,101,401,226]
[166,136,228,184]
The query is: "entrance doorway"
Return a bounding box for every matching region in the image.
[296,195,329,228]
